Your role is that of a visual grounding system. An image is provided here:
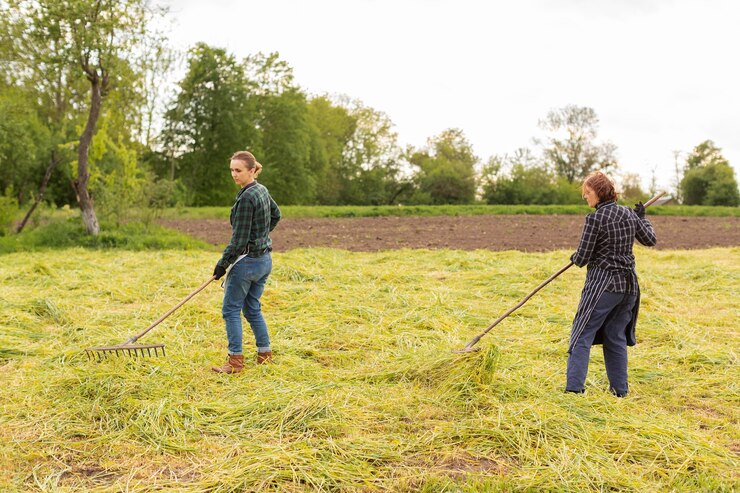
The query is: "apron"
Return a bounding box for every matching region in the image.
[568,267,640,353]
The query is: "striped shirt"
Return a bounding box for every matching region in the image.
[217,181,281,269]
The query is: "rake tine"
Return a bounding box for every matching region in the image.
[147,347,152,357]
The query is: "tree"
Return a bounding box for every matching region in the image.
[409,128,477,204]
[0,87,51,203]
[4,0,162,234]
[337,98,407,205]
[161,43,255,205]
[480,148,581,205]
[680,140,739,206]
[306,96,356,204]
[255,87,315,204]
[539,105,617,183]
[619,173,648,204]
[244,52,317,205]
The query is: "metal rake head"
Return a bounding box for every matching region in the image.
[85,343,165,361]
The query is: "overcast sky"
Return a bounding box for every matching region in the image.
[161,0,739,193]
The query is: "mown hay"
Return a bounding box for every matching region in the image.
[1,247,738,492]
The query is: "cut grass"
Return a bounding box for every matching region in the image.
[0,248,738,491]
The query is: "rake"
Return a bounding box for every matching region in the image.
[85,275,216,361]
[454,191,666,354]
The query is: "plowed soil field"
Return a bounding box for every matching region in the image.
[159,215,739,252]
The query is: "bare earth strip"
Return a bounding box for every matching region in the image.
[158,215,740,252]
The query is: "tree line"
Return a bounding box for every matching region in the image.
[1,0,738,235]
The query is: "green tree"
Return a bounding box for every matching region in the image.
[161,43,255,206]
[255,87,315,204]
[306,96,356,204]
[539,105,617,183]
[619,173,648,204]
[0,87,51,203]
[680,141,739,206]
[409,128,477,204]
[4,0,162,234]
[481,148,581,205]
[339,98,407,205]
[243,52,317,205]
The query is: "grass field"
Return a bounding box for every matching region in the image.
[1,247,738,491]
[161,203,740,220]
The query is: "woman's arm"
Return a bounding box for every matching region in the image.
[571,214,598,267]
[635,216,657,246]
[218,198,253,268]
[269,196,281,232]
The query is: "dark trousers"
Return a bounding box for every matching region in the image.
[566,291,637,395]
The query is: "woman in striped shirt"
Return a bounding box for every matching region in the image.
[566,172,656,397]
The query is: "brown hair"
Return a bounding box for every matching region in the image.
[230,151,263,177]
[583,171,618,203]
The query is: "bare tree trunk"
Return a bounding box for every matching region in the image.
[73,76,103,235]
[16,151,62,233]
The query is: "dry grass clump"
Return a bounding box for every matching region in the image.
[0,247,738,492]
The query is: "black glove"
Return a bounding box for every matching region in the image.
[633,202,645,219]
[213,264,227,280]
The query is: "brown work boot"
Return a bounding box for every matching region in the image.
[256,351,273,364]
[211,354,244,374]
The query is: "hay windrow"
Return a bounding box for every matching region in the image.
[0,247,738,492]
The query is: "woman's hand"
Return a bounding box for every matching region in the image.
[633,202,645,219]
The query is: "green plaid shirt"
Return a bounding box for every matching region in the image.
[218,181,281,268]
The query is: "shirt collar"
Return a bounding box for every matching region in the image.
[236,181,257,198]
[595,200,616,210]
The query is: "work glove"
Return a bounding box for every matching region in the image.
[213,264,227,280]
[633,201,645,219]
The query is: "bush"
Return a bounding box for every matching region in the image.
[0,218,213,254]
[0,194,19,236]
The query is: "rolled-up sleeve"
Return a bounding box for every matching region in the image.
[571,214,598,267]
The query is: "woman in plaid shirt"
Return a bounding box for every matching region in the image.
[211,151,281,374]
[566,172,656,397]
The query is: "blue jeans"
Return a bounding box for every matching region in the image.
[566,291,636,395]
[221,253,272,355]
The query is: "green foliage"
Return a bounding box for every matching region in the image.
[0,218,211,253]
[0,87,51,203]
[256,87,316,204]
[539,105,618,183]
[619,172,650,204]
[685,139,729,170]
[307,96,356,205]
[680,141,739,206]
[410,128,477,204]
[336,99,408,205]
[480,150,582,205]
[161,43,255,206]
[0,191,19,236]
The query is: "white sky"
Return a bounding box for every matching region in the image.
[160,0,739,193]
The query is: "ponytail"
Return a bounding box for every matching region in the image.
[230,151,263,176]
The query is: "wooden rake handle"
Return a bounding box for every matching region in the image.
[458,191,665,352]
[123,275,217,345]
